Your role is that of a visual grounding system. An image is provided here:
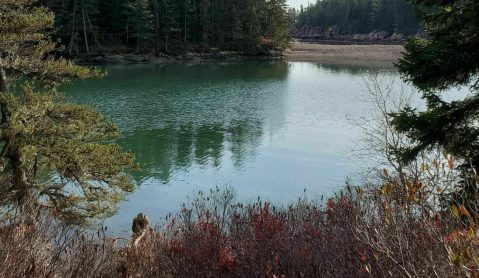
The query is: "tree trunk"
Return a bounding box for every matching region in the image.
[69,0,77,55]
[0,66,10,122]
[126,14,130,44]
[81,0,90,54]
[0,66,30,203]
[10,152,30,200]
[154,0,160,56]
[163,0,169,52]
[0,67,8,94]
[184,1,187,46]
[136,21,140,53]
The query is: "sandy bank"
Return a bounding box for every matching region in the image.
[285,42,404,68]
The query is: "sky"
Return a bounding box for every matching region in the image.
[287,0,313,9]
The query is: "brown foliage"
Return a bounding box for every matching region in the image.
[2,168,479,278]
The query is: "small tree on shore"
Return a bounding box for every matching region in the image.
[0,0,138,225]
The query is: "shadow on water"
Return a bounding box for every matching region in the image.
[97,60,289,82]
[119,121,263,185]
[61,60,290,186]
[316,63,397,75]
[59,60,408,233]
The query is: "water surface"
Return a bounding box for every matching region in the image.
[62,61,401,231]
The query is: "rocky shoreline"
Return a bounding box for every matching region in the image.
[290,26,425,44]
[72,50,285,65]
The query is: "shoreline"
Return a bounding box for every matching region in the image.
[72,42,404,68]
[284,42,404,68]
[72,51,284,66]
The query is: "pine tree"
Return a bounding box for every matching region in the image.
[0,0,138,225]
[392,0,479,167]
[125,0,153,52]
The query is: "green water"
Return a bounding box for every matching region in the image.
[61,61,396,231]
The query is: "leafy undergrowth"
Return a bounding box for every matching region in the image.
[2,165,479,278]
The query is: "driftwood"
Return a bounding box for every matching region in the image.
[131,213,150,246]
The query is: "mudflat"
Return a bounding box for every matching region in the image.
[285,42,404,68]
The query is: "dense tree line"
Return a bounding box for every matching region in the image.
[293,0,420,35]
[37,0,291,55]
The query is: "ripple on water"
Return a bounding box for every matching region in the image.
[60,61,462,233]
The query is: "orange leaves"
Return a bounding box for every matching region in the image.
[451,204,473,219]
[382,183,393,196]
[460,205,472,218]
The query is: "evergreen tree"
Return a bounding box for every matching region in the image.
[392,0,479,168]
[39,0,292,54]
[125,0,154,52]
[0,0,138,225]
[295,0,420,35]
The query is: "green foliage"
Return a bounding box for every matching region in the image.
[396,1,479,91]
[0,0,103,88]
[0,0,137,225]
[40,0,292,54]
[392,0,479,169]
[125,0,153,52]
[296,0,420,35]
[1,84,137,225]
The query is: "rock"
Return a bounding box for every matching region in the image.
[390,32,405,41]
[301,25,307,34]
[92,56,108,64]
[415,28,425,39]
[104,54,128,64]
[330,25,341,36]
[377,31,388,40]
[151,57,171,63]
[123,54,147,63]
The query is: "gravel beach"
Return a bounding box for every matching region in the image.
[285,42,404,68]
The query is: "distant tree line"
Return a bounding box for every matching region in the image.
[290,0,421,35]
[37,0,291,55]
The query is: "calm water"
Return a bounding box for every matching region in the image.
[61,61,401,231]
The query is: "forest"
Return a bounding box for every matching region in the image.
[291,0,421,36]
[37,0,291,55]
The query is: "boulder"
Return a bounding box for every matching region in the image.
[313,26,323,37]
[390,32,405,41]
[377,31,388,40]
[331,25,341,36]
